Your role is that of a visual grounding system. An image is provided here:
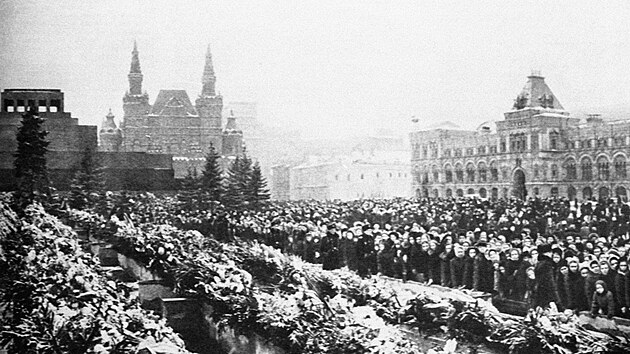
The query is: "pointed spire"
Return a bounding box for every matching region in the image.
[201,43,216,96]
[130,40,141,74]
[224,109,239,131]
[128,40,144,95]
[102,108,117,129]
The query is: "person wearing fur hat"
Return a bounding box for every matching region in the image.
[534,244,562,309]
[591,280,615,319]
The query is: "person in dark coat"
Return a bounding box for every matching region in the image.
[533,244,561,309]
[591,280,615,319]
[450,245,466,287]
[321,225,340,270]
[340,230,358,271]
[556,260,570,311]
[473,242,494,293]
[615,259,628,317]
[568,260,588,311]
[504,248,522,299]
[463,247,477,289]
[439,243,454,287]
[426,240,440,284]
[376,241,395,277]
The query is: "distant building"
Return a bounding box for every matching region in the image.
[410,72,630,200]
[289,157,411,201]
[280,132,412,201]
[0,88,175,191]
[270,164,291,201]
[101,42,244,178]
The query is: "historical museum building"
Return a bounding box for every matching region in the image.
[411,72,630,201]
[0,88,174,191]
[100,42,243,177]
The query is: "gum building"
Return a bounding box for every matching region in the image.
[100,42,243,177]
[410,72,630,201]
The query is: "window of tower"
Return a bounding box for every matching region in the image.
[3,99,14,112]
[50,99,61,112]
[38,99,47,112]
[17,100,25,112]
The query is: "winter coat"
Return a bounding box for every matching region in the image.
[614,271,628,313]
[440,251,454,287]
[321,233,340,270]
[534,254,561,308]
[473,254,494,293]
[340,238,358,271]
[567,270,588,311]
[463,256,475,289]
[591,280,615,319]
[450,256,466,287]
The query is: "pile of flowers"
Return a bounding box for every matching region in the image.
[0,203,190,354]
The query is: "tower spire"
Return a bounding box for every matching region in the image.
[201,43,216,96]
[130,40,141,74]
[128,40,143,95]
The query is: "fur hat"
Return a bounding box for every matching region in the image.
[537,244,552,254]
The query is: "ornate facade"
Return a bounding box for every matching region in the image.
[410,72,630,201]
[100,42,243,177]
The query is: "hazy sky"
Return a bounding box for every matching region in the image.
[1,0,630,139]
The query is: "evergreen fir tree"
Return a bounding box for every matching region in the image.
[69,147,105,209]
[223,153,252,209]
[200,144,224,203]
[247,161,270,208]
[13,109,50,211]
[178,166,200,211]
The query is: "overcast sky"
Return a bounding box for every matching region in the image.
[1,0,630,139]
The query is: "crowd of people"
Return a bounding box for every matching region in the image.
[105,193,630,319]
[227,197,630,319]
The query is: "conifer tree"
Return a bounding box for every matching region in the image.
[69,147,105,209]
[223,153,252,209]
[247,161,270,208]
[178,166,200,211]
[13,109,50,211]
[200,144,224,203]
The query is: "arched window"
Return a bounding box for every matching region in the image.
[478,162,487,182]
[551,164,558,179]
[446,189,453,198]
[583,187,593,200]
[432,165,439,183]
[479,188,487,198]
[597,156,610,180]
[455,164,464,183]
[616,186,627,200]
[615,155,627,179]
[466,163,475,182]
[581,158,593,180]
[567,186,576,200]
[456,189,464,197]
[564,159,577,180]
[491,187,498,200]
[445,164,453,183]
[549,131,560,150]
[551,187,559,197]
[490,161,498,181]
